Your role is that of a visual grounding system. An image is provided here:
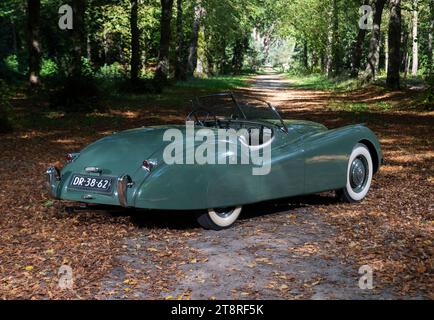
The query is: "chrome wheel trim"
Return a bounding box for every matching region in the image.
[350,156,369,193]
[214,207,235,218]
[345,144,373,201]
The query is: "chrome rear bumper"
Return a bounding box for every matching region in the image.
[46,166,60,199]
[117,174,132,207]
[46,166,133,207]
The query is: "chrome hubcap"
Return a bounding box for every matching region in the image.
[214,207,234,218]
[350,156,368,193]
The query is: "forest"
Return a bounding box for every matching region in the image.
[0,0,432,116]
[0,0,433,300]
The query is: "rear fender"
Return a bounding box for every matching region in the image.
[303,124,382,194]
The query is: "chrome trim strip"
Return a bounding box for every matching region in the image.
[117,174,131,207]
[85,167,102,174]
[46,166,60,199]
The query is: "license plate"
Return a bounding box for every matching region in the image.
[69,174,113,193]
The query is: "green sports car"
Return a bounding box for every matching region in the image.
[46,93,383,230]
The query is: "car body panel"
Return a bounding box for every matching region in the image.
[49,116,382,210]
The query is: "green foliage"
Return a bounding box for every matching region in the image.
[81,57,94,77]
[0,0,432,111]
[40,58,58,77]
[95,63,126,80]
[4,54,19,72]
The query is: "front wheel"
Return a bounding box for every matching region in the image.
[197,206,242,230]
[338,143,373,203]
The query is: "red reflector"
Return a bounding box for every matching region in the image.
[142,160,149,169]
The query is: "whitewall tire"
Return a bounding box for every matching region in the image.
[197,206,242,230]
[339,143,373,203]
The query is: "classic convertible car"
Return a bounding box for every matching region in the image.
[46,93,383,230]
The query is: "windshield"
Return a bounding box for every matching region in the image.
[190,93,287,132]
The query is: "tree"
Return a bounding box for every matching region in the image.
[154,0,174,84]
[323,0,342,77]
[175,0,186,80]
[303,40,309,70]
[330,0,341,76]
[351,0,370,78]
[427,0,433,77]
[387,0,402,89]
[325,3,334,77]
[411,0,419,76]
[130,0,140,82]
[27,0,41,88]
[71,0,86,79]
[365,0,386,82]
[232,35,249,74]
[187,2,203,77]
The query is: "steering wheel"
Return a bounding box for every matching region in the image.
[187,108,218,127]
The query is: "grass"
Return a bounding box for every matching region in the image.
[174,74,251,90]
[285,72,431,93]
[284,73,362,91]
[327,101,393,112]
[101,74,253,110]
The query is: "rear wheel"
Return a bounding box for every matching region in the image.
[197,206,242,230]
[338,143,373,203]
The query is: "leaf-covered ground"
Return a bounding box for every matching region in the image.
[0,74,432,299]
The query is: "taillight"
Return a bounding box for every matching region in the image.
[66,153,73,162]
[66,153,79,163]
[142,159,157,171]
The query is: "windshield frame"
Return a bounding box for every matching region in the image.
[189,92,288,133]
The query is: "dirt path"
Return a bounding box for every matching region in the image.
[95,72,412,300]
[1,72,430,299]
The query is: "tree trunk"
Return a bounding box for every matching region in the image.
[331,0,341,76]
[325,13,333,77]
[219,39,227,74]
[71,0,86,79]
[325,0,340,77]
[12,23,18,54]
[351,0,369,78]
[312,49,318,69]
[102,27,109,65]
[411,0,418,76]
[175,0,186,80]
[320,50,326,73]
[387,0,402,89]
[154,0,174,83]
[232,36,248,75]
[365,0,386,82]
[263,36,270,64]
[130,0,140,82]
[385,31,389,72]
[187,3,202,77]
[303,41,309,70]
[27,0,41,88]
[351,3,369,77]
[203,26,214,75]
[428,0,434,77]
[405,49,411,78]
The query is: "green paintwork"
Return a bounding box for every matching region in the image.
[50,119,383,210]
